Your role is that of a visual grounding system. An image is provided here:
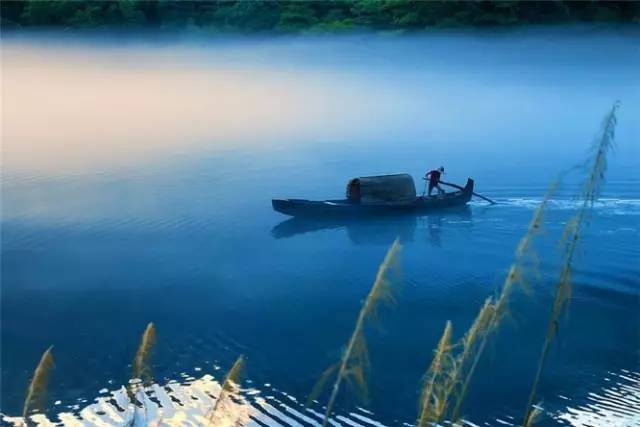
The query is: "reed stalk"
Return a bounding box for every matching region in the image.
[524,405,542,427]
[207,355,244,423]
[446,299,495,412]
[22,346,54,420]
[315,238,401,427]
[133,322,156,384]
[128,322,156,402]
[523,102,619,423]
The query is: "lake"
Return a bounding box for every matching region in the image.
[1,27,639,426]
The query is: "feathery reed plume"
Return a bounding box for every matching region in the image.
[524,102,619,423]
[207,355,244,423]
[446,298,494,408]
[417,297,495,425]
[22,346,54,420]
[449,180,558,421]
[417,321,453,426]
[314,238,401,427]
[455,299,495,378]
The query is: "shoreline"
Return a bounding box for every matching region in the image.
[2,1,638,36]
[2,23,639,45]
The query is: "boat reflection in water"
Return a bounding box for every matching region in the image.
[271,206,472,247]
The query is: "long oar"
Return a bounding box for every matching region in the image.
[439,180,497,205]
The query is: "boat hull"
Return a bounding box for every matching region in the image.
[272,179,474,217]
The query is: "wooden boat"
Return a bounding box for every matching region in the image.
[272,174,474,217]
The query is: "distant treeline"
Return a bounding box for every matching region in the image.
[2,1,639,33]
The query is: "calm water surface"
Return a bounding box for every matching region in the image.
[2,29,639,426]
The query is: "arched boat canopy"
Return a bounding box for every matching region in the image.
[347,173,416,204]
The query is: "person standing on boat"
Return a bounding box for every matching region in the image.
[426,167,445,196]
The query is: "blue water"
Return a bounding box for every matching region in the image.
[1,28,639,426]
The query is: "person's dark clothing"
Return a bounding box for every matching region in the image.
[427,169,441,185]
[426,169,443,195]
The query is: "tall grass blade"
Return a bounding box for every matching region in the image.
[208,355,244,423]
[523,102,619,422]
[22,346,54,420]
[317,238,401,427]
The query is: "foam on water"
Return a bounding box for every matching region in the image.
[470,198,640,216]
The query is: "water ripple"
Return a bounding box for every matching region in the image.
[2,376,393,427]
[555,369,640,426]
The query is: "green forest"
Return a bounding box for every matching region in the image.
[2,1,639,33]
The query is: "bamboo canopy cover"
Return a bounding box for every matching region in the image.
[347,174,417,204]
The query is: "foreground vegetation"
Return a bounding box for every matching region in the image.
[2,1,639,33]
[17,103,620,425]
[416,102,620,426]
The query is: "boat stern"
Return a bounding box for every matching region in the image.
[463,178,474,202]
[464,178,474,192]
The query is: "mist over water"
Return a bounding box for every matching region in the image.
[1,28,639,426]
